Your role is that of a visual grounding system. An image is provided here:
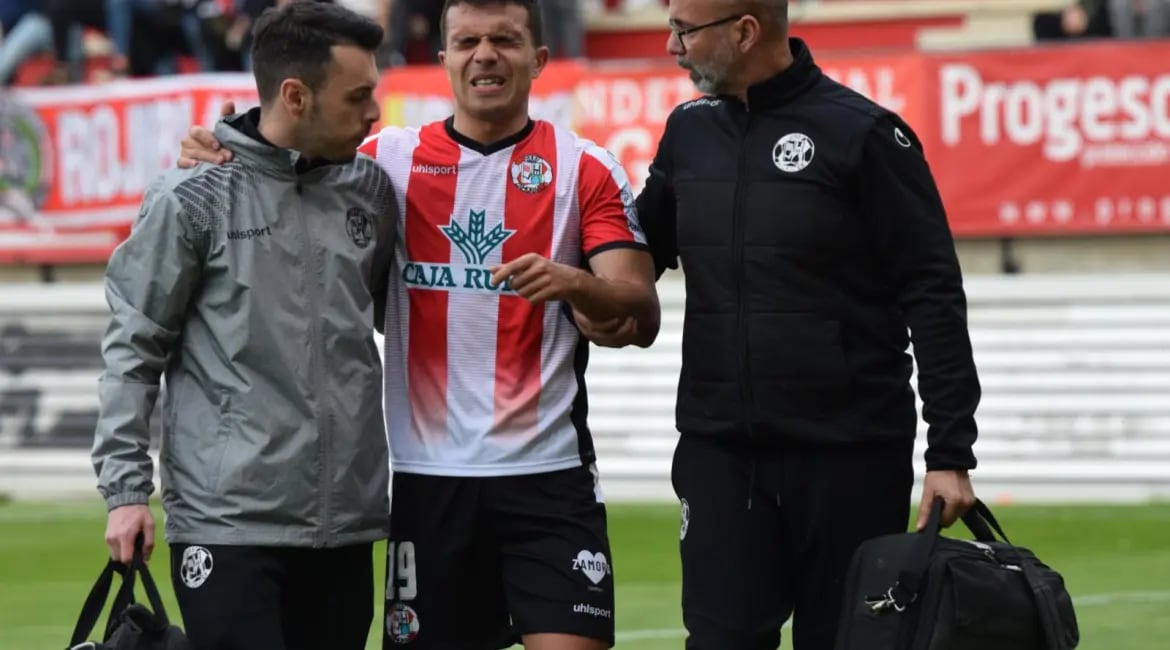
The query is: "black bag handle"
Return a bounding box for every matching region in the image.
[68,534,171,647]
[890,497,1004,608]
[960,499,1010,544]
[68,558,124,647]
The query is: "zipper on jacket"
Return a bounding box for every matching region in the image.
[732,106,756,452]
[295,173,333,546]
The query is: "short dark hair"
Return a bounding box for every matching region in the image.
[251,1,384,106]
[439,0,544,48]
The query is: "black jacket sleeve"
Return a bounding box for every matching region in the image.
[856,116,981,471]
[635,117,679,279]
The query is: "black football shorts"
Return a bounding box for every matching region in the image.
[382,464,615,649]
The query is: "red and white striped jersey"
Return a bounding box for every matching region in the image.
[359,118,647,476]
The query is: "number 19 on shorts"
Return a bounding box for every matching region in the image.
[386,541,418,601]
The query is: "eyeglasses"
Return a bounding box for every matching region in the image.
[669,14,746,55]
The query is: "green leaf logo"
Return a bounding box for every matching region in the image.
[441,209,514,264]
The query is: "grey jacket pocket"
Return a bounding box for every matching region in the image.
[170,385,233,495]
[205,391,234,491]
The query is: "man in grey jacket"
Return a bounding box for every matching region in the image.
[92,3,396,649]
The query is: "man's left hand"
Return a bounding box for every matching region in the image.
[490,253,583,304]
[574,307,638,347]
[915,469,976,531]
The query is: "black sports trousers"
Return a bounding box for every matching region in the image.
[672,433,914,650]
[170,541,374,650]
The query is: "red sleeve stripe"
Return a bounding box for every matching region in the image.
[577,142,647,256]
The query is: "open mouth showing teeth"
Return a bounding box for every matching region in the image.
[472,77,505,87]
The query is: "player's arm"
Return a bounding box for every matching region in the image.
[570,116,678,348]
[855,116,979,529]
[570,144,661,347]
[570,247,660,348]
[490,145,661,348]
[94,179,203,561]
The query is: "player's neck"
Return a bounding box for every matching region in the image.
[451,110,530,146]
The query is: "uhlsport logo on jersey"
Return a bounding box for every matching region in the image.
[510,154,552,193]
[401,209,517,293]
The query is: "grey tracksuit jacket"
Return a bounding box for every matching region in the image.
[92,112,398,547]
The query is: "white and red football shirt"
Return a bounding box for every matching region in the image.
[359,118,647,477]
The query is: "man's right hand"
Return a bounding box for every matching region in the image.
[105,504,156,563]
[178,100,236,168]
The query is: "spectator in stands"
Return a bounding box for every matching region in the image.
[381,0,442,65]
[1107,0,1170,37]
[1033,0,1112,40]
[0,0,52,85]
[37,0,215,83]
[39,0,104,83]
[576,0,981,648]
[544,0,583,58]
[0,0,30,29]
[102,0,215,75]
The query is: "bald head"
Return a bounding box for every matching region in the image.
[720,0,787,31]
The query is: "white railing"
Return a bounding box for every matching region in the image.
[3,272,1170,502]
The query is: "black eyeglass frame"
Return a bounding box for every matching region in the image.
[669,14,747,54]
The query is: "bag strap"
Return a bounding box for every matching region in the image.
[889,497,1010,609]
[68,559,123,646]
[69,535,172,647]
[113,535,172,625]
[887,496,945,609]
[133,548,172,625]
[960,499,1010,544]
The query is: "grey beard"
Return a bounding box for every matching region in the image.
[689,68,728,95]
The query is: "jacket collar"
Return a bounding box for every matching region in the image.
[721,37,822,110]
[216,108,350,177]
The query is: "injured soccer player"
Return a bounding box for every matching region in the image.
[177,2,660,649]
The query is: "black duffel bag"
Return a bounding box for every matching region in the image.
[835,497,1079,650]
[66,536,191,650]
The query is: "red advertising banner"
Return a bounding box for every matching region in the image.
[374,55,921,195]
[923,40,1170,236]
[3,40,1169,264]
[1,75,259,263]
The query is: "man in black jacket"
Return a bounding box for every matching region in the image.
[576,1,981,648]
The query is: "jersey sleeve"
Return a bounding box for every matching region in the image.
[358,132,380,158]
[577,143,649,258]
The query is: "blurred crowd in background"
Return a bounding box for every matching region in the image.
[0,0,601,87]
[0,0,1167,87]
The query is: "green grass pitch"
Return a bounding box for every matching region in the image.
[2,500,1168,649]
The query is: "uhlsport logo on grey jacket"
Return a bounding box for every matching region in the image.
[93,114,398,547]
